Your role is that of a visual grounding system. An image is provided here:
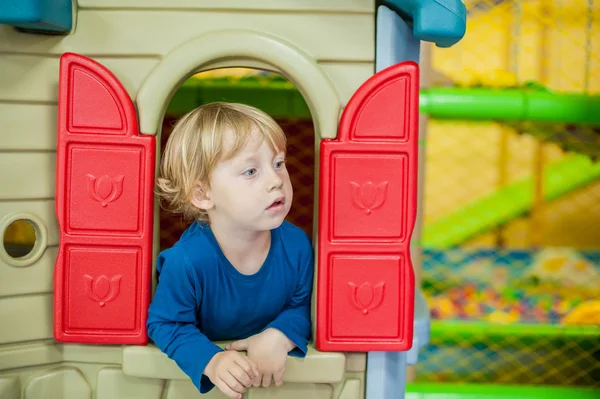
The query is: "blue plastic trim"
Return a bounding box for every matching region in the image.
[379,0,467,47]
[0,0,72,33]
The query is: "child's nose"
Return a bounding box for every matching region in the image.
[267,173,284,191]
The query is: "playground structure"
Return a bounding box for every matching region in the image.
[157,0,600,393]
[1,0,599,399]
[0,1,462,398]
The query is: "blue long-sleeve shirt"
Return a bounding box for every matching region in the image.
[147,220,313,393]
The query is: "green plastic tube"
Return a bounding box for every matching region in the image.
[167,77,600,127]
[420,87,600,126]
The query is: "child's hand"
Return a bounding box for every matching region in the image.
[204,350,259,399]
[227,328,295,388]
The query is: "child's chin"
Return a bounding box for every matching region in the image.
[262,215,287,230]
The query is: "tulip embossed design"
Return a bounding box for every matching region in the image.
[87,174,124,207]
[348,282,385,315]
[84,275,122,307]
[350,181,388,215]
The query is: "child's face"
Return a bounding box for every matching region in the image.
[204,128,293,232]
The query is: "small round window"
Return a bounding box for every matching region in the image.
[3,219,37,258]
[1,214,47,267]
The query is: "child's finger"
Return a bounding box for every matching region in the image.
[227,338,250,351]
[248,357,260,376]
[261,372,273,387]
[252,371,262,387]
[234,353,257,379]
[274,369,285,386]
[216,378,243,399]
[221,373,246,394]
[230,364,253,387]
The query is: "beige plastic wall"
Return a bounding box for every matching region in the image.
[0,1,376,398]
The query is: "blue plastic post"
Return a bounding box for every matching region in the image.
[367,351,408,399]
[376,5,421,70]
[370,5,433,399]
[365,291,430,398]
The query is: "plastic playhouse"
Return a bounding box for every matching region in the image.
[1,1,599,399]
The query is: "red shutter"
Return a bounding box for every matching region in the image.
[54,53,155,344]
[316,61,419,352]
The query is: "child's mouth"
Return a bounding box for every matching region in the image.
[267,197,285,210]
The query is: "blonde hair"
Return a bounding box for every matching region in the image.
[157,102,287,222]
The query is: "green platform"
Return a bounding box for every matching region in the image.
[406,383,600,399]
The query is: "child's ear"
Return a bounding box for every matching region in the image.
[191,185,214,211]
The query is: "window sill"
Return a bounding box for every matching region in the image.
[122,344,347,384]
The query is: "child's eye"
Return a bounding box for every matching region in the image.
[274,160,286,169]
[242,168,257,176]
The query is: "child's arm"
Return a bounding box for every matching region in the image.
[264,238,314,355]
[147,249,256,396]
